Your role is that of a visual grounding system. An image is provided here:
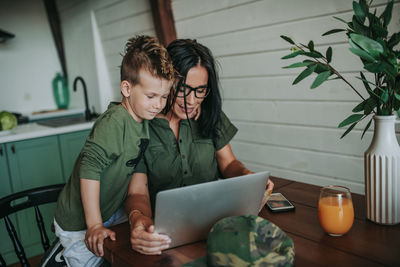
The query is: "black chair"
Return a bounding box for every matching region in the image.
[0,184,65,267]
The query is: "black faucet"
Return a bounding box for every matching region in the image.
[73,76,92,121]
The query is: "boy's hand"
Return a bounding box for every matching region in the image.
[129,214,171,255]
[85,223,116,257]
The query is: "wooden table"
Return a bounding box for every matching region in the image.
[104,177,400,266]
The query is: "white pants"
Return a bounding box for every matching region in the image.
[54,208,128,267]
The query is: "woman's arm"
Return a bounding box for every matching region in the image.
[80,178,116,257]
[216,143,252,178]
[216,143,274,191]
[124,173,171,255]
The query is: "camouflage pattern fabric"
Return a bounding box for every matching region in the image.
[183,215,294,267]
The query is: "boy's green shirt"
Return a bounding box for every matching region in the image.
[55,102,149,231]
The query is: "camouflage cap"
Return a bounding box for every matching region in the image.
[183,215,294,267]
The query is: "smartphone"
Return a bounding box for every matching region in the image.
[265,193,295,212]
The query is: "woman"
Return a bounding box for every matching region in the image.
[124,39,274,255]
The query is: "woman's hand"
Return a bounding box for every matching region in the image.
[129,213,171,255]
[259,179,274,212]
[85,223,116,257]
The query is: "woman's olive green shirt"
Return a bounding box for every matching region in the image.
[135,111,238,210]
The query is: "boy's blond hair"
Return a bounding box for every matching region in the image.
[120,35,176,85]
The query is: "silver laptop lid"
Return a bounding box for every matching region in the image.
[154,171,270,248]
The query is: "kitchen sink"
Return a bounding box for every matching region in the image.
[37,115,91,127]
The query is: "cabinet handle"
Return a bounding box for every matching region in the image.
[0,145,2,156]
[11,144,15,154]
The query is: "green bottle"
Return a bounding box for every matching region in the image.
[52,73,69,109]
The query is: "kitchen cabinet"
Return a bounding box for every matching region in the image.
[0,129,90,264]
[0,143,17,265]
[59,130,90,180]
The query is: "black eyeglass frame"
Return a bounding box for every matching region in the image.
[175,83,210,99]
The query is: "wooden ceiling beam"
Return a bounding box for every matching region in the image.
[150,0,177,47]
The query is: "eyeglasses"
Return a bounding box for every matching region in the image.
[176,84,210,99]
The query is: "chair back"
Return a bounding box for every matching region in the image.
[0,184,64,267]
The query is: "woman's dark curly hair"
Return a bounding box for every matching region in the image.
[165,39,222,138]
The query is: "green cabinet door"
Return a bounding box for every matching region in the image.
[0,143,12,197]
[6,135,65,262]
[0,143,18,264]
[59,129,90,180]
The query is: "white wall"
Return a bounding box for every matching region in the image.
[172,0,400,194]
[0,0,62,114]
[57,0,156,113]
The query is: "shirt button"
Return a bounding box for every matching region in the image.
[179,139,182,143]
[184,171,188,174]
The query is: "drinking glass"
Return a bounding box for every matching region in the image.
[318,185,354,236]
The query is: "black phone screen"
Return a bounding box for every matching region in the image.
[266,193,295,212]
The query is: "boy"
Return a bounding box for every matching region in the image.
[53,35,175,267]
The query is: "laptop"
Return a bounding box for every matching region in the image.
[154,171,270,248]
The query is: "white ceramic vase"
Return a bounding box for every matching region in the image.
[364,115,400,225]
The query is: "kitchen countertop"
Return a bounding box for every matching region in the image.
[0,121,94,143]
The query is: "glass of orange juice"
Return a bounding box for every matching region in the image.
[318,185,354,236]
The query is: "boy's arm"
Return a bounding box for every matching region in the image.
[80,178,116,257]
[124,173,171,255]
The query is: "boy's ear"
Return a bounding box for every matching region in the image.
[120,80,131,97]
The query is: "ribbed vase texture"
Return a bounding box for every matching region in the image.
[364,115,400,225]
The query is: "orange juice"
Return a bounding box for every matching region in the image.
[318,196,354,235]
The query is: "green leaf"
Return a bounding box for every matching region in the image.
[381,90,389,103]
[353,1,366,23]
[283,62,313,68]
[359,72,371,92]
[314,64,329,74]
[293,65,317,85]
[338,114,363,128]
[364,62,384,73]
[310,70,331,89]
[340,122,358,139]
[350,33,384,58]
[281,51,303,59]
[380,0,393,27]
[322,29,346,36]
[280,35,295,45]
[364,97,377,115]
[361,118,372,139]
[308,40,314,51]
[326,47,332,63]
[333,16,348,24]
[395,93,400,101]
[356,76,385,93]
[372,22,388,39]
[388,33,400,49]
[349,47,377,62]
[303,51,324,58]
[352,16,368,35]
[352,101,366,112]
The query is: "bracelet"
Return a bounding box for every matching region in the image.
[128,210,143,224]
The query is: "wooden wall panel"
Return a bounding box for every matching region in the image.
[94,0,149,26]
[231,141,363,183]
[172,0,254,21]
[220,75,364,101]
[172,0,400,194]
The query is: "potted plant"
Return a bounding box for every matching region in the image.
[280,0,399,225]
